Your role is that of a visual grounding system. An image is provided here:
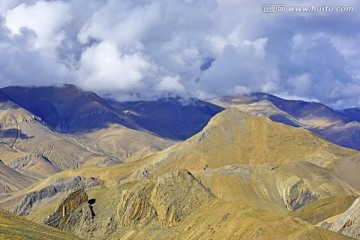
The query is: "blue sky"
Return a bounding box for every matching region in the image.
[0,0,359,107]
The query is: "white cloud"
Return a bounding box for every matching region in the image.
[0,0,21,15]
[77,41,153,92]
[78,1,161,52]
[156,75,185,93]
[0,0,359,107]
[5,1,72,50]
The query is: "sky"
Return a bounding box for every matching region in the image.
[0,0,359,107]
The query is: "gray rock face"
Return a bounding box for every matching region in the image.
[8,154,43,170]
[321,197,360,239]
[12,176,102,216]
[287,180,319,211]
[7,154,62,179]
[117,169,213,227]
[0,159,36,195]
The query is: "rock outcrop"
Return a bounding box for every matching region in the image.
[117,169,213,227]
[43,188,94,232]
[321,197,360,239]
[13,176,102,216]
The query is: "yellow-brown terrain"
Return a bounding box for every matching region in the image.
[0,160,36,196]
[0,91,174,180]
[1,107,358,239]
[71,123,174,164]
[335,153,360,191]
[0,208,81,240]
[211,94,360,152]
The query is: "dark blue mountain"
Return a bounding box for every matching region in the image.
[1,85,223,140]
[109,97,223,140]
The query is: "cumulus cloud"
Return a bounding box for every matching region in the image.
[156,75,185,94]
[0,0,359,107]
[5,1,72,50]
[78,41,153,92]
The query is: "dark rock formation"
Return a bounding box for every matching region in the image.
[43,188,93,231]
[13,176,102,216]
[287,180,319,211]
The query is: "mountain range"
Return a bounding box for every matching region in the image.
[0,85,359,239]
[211,93,360,151]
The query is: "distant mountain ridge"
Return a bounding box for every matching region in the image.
[1,84,223,140]
[1,85,358,150]
[0,84,222,183]
[110,97,223,140]
[211,93,360,151]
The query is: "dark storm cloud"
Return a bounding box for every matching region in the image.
[0,0,359,107]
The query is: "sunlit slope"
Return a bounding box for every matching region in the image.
[4,167,351,240]
[289,196,357,225]
[137,109,355,176]
[211,94,360,151]
[72,124,174,163]
[106,171,351,240]
[0,160,36,195]
[0,208,81,240]
[194,162,356,213]
[0,101,102,170]
[335,153,360,191]
[89,109,357,214]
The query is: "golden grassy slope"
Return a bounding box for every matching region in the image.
[289,196,357,224]
[0,157,151,212]
[71,123,174,163]
[210,97,342,128]
[0,208,81,240]
[9,167,351,240]
[122,109,356,182]
[194,162,357,213]
[211,98,298,121]
[335,153,360,192]
[111,200,352,240]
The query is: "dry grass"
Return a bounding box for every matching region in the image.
[0,208,81,240]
